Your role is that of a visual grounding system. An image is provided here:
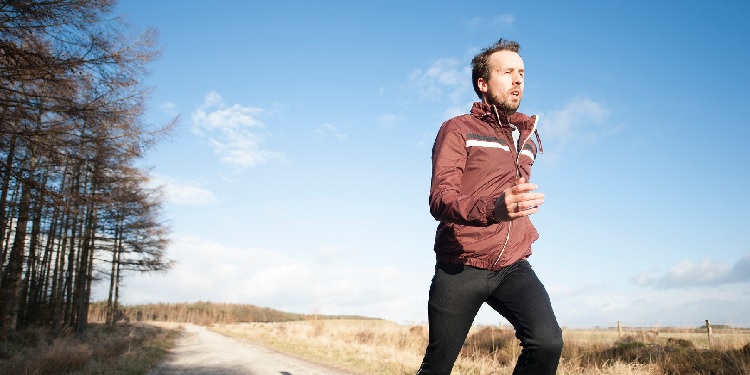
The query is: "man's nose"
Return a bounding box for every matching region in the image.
[512,72,523,85]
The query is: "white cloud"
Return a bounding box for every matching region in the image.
[632,254,750,289]
[191,91,283,167]
[315,123,347,141]
[106,236,426,323]
[148,173,218,206]
[377,114,402,127]
[93,234,750,327]
[408,59,475,122]
[160,101,178,116]
[491,14,516,29]
[532,280,750,328]
[409,59,472,103]
[465,14,515,30]
[539,97,617,157]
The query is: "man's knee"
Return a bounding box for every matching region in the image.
[541,334,564,357]
[534,329,563,358]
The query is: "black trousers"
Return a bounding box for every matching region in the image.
[416,260,563,375]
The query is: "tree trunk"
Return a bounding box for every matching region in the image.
[74,176,98,333]
[18,181,45,327]
[106,215,123,326]
[0,134,17,254]
[63,202,80,328]
[0,153,35,339]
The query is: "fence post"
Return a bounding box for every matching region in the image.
[705,319,712,349]
[617,321,622,338]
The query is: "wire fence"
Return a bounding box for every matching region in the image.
[558,320,750,330]
[554,320,750,350]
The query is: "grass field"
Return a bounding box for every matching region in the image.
[0,323,179,375]
[1,316,747,374]
[211,319,750,375]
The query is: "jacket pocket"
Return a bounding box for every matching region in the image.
[456,222,506,246]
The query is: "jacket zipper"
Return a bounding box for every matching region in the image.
[490,108,538,269]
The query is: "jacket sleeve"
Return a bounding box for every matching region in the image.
[429,121,498,226]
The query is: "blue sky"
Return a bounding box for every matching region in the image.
[97,0,750,328]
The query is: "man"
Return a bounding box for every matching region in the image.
[417,38,563,374]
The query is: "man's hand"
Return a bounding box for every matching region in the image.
[493,177,544,222]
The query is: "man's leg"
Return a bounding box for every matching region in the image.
[486,260,563,375]
[416,262,488,375]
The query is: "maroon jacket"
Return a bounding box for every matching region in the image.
[429,102,542,270]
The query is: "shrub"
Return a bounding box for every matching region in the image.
[0,336,91,374]
[611,336,652,361]
[0,323,178,375]
[665,337,695,353]
[354,330,374,344]
[460,327,516,365]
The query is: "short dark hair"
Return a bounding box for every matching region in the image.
[471,38,521,99]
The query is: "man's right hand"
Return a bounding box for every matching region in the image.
[493,177,544,222]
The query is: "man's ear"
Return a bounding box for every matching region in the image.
[477,77,488,93]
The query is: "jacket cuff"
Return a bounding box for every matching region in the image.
[486,198,498,224]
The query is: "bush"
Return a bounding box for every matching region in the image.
[460,327,516,365]
[665,337,695,353]
[0,334,91,374]
[611,336,652,361]
[0,323,178,375]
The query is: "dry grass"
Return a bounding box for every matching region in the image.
[211,320,750,375]
[563,326,750,350]
[4,318,745,374]
[213,319,424,374]
[0,323,179,375]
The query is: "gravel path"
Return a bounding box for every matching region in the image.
[147,324,357,375]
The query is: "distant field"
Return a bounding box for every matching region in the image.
[87,302,749,374]
[562,326,750,350]
[210,320,750,375]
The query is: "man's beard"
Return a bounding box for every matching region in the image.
[487,90,521,114]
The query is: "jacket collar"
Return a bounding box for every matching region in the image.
[470,102,534,131]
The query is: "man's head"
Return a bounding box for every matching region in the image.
[471,39,524,114]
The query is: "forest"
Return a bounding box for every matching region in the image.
[88,301,379,325]
[0,0,175,339]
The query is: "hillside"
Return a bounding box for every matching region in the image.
[88,301,380,325]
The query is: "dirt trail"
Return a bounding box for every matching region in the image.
[147,323,357,375]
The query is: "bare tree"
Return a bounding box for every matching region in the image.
[0,0,177,338]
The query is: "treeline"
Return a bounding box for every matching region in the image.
[0,0,176,339]
[89,302,380,325]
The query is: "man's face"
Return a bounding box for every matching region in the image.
[478,51,525,114]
